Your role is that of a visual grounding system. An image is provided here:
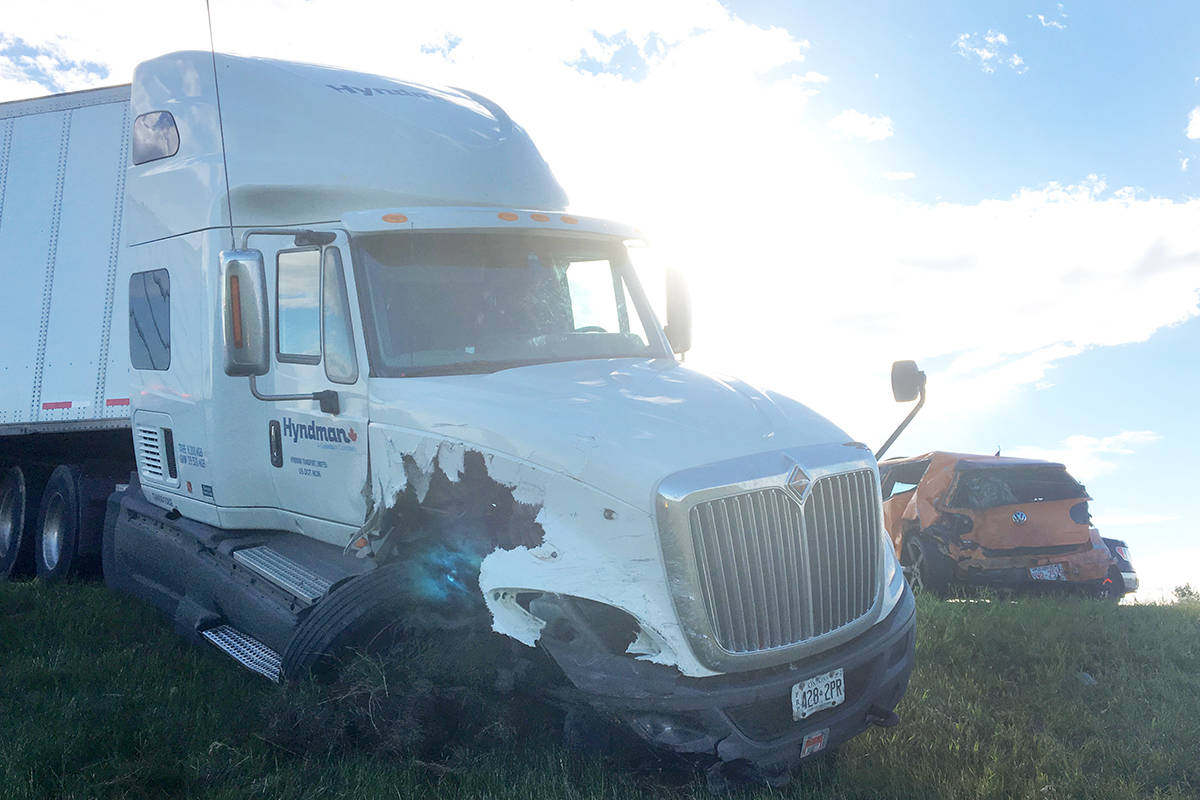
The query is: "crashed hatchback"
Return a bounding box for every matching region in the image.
[880,452,1125,596]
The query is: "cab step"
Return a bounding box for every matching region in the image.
[233,544,332,606]
[201,624,282,682]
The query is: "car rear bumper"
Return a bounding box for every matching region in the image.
[539,585,916,771]
[1120,571,1139,593]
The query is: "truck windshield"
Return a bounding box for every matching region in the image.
[352,231,670,376]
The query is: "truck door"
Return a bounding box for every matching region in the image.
[252,232,369,528]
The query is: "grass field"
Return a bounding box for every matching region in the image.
[1,580,1198,799]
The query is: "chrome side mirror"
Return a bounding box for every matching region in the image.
[877,360,927,460]
[665,268,692,355]
[219,249,269,376]
[890,360,926,403]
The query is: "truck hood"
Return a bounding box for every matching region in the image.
[367,358,851,510]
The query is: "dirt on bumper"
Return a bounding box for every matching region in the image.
[538,586,916,773]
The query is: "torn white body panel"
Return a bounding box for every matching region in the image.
[368,418,709,675]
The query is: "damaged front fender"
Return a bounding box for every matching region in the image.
[362,425,707,675]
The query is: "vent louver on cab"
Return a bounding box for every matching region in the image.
[136,425,171,483]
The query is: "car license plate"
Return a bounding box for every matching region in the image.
[791,668,844,721]
[1030,563,1066,581]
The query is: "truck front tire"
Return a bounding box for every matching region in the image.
[281,562,408,682]
[0,465,42,580]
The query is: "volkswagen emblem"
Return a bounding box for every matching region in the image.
[1012,511,1028,525]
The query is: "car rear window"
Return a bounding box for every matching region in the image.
[949,465,1087,509]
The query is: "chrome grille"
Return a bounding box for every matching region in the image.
[689,469,880,654]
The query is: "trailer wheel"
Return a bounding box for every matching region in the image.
[281,562,408,682]
[0,466,43,580]
[35,465,86,582]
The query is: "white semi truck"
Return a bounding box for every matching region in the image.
[0,52,915,782]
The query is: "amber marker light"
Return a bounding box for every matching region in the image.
[381,213,408,223]
[229,274,244,349]
[498,211,519,221]
[560,215,579,224]
[530,213,550,222]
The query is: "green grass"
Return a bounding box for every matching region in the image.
[2,581,1198,799]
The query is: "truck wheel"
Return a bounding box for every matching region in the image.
[281,562,408,682]
[34,465,85,582]
[902,534,953,596]
[0,466,42,580]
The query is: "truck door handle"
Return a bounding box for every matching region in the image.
[269,420,283,468]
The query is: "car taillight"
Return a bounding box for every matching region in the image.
[1069,501,1091,525]
[1115,546,1130,562]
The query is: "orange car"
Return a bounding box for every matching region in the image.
[878,452,1122,596]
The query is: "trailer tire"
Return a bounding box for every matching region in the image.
[0,465,44,580]
[34,465,87,582]
[281,562,408,682]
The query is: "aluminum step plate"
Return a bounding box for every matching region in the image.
[233,545,332,605]
[202,625,282,682]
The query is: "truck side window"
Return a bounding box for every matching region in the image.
[131,111,180,165]
[277,249,321,364]
[565,259,649,344]
[322,248,359,384]
[128,269,170,370]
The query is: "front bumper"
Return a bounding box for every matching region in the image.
[539,585,916,771]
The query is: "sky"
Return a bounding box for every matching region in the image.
[0,0,1196,600]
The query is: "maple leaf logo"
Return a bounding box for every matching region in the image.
[348,427,358,442]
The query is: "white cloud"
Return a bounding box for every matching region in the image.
[954,29,1027,74]
[1182,157,1191,172]
[1005,430,1162,481]
[1031,4,1068,30]
[829,109,894,141]
[883,171,916,181]
[1187,107,1200,139]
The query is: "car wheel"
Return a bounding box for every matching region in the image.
[902,534,953,596]
[34,465,85,582]
[1094,567,1125,602]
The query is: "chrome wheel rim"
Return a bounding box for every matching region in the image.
[41,493,65,571]
[0,481,15,555]
[905,540,926,592]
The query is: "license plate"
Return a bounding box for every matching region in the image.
[1030,563,1066,581]
[791,668,845,721]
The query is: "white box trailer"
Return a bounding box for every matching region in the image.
[0,86,132,432]
[0,52,915,786]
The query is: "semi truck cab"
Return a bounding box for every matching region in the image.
[3,51,915,783]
